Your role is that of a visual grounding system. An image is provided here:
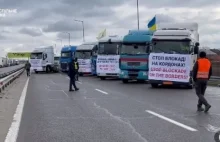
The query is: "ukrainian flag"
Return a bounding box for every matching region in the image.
[148,16,156,31]
[96,29,106,40]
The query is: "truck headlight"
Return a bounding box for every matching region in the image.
[120,71,124,75]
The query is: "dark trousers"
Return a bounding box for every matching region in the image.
[75,70,79,81]
[195,80,210,107]
[69,76,77,90]
[26,69,30,76]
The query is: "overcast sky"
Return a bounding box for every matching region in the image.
[0,0,220,56]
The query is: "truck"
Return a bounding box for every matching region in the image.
[30,46,56,73]
[76,42,98,76]
[60,46,77,72]
[119,30,153,83]
[97,35,123,80]
[0,57,7,68]
[54,56,60,72]
[148,22,199,89]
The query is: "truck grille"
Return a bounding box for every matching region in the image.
[127,62,140,66]
[128,70,138,77]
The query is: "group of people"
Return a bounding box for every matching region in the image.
[24,51,213,112]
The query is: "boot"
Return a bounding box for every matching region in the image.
[204,105,211,113]
[197,104,204,112]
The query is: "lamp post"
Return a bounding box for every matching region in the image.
[137,0,140,30]
[74,19,85,42]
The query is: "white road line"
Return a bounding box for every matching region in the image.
[51,80,56,84]
[61,90,69,97]
[146,110,198,132]
[76,81,82,84]
[4,78,30,142]
[95,89,108,95]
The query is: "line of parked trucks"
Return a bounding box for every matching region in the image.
[29,22,200,89]
[0,57,19,68]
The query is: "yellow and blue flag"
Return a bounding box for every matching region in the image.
[96,29,106,40]
[147,16,156,31]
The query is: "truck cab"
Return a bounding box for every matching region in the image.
[60,46,77,72]
[76,42,98,76]
[119,30,153,83]
[30,46,55,73]
[148,23,199,88]
[97,35,123,80]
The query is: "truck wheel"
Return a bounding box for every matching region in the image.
[137,80,145,83]
[122,79,128,83]
[187,83,194,89]
[35,71,38,74]
[100,77,106,80]
[151,83,158,88]
[46,66,51,73]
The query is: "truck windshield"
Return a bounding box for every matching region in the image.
[54,57,60,61]
[30,53,42,59]
[75,51,91,59]
[61,52,71,58]
[152,41,190,54]
[121,44,148,55]
[98,43,120,55]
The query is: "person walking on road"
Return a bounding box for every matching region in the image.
[25,61,31,77]
[193,51,212,112]
[74,57,79,81]
[68,58,79,92]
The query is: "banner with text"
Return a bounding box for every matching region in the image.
[148,53,191,82]
[78,59,91,73]
[96,55,120,74]
[7,52,31,58]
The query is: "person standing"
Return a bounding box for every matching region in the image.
[74,57,79,81]
[68,58,79,92]
[193,51,212,112]
[25,61,31,77]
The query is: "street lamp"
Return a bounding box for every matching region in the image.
[137,0,140,30]
[74,19,85,42]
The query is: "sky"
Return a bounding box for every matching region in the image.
[0,0,220,57]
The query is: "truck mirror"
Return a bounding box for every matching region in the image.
[195,42,200,47]
[194,46,199,54]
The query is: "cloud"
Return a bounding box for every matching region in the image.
[0,0,220,57]
[19,27,43,37]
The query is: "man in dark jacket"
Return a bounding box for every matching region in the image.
[193,51,212,112]
[25,61,31,76]
[68,58,79,92]
[74,57,79,81]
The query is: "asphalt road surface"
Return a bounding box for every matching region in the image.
[0,65,24,75]
[16,73,220,142]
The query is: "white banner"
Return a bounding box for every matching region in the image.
[96,55,120,74]
[78,59,91,73]
[148,53,191,82]
[29,59,42,67]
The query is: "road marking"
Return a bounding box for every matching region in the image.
[76,81,82,84]
[146,110,198,132]
[95,89,108,95]
[4,78,29,142]
[61,90,69,97]
[50,80,56,84]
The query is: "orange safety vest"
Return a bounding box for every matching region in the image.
[196,58,211,79]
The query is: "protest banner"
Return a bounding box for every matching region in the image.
[78,59,91,73]
[96,55,120,74]
[7,52,31,58]
[148,53,191,82]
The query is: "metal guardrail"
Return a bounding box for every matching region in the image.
[0,68,24,93]
[0,65,25,79]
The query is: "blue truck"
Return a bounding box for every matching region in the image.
[75,42,98,76]
[60,46,77,72]
[119,30,153,83]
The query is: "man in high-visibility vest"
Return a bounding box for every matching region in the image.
[193,51,212,112]
[74,58,79,81]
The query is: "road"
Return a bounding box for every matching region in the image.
[0,65,24,75]
[15,73,220,142]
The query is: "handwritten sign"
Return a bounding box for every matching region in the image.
[96,55,120,74]
[148,53,191,82]
[78,59,91,73]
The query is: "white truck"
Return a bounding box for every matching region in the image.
[97,35,123,80]
[0,57,7,68]
[30,46,56,73]
[148,22,199,89]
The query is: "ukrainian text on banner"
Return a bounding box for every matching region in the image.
[96,55,120,74]
[78,59,91,73]
[148,53,191,82]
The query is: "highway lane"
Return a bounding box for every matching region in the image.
[0,65,24,75]
[16,73,220,142]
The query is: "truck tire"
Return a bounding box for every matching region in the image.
[35,71,38,74]
[137,80,145,83]
[46,66,52,73]
[100,77,106,80]
[151,83,158,88]
[122,79,128,83]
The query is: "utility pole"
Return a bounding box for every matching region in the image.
[74,19,85,42]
